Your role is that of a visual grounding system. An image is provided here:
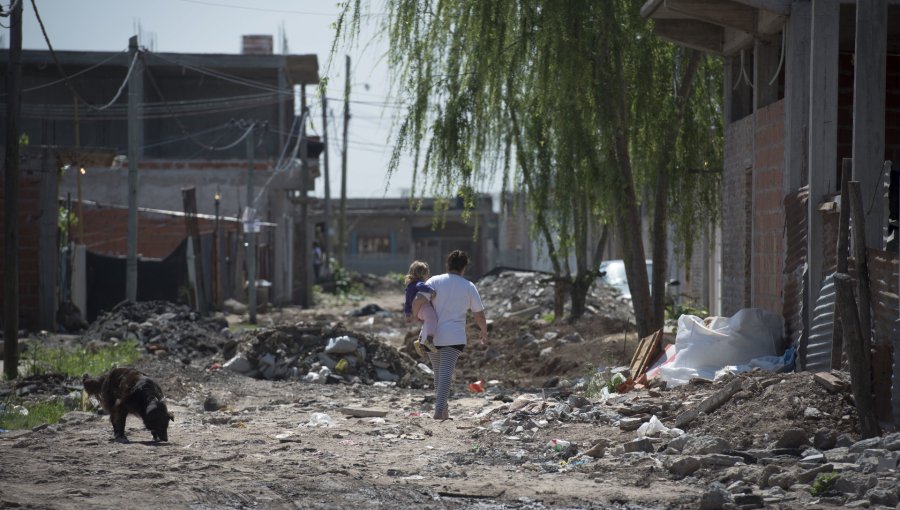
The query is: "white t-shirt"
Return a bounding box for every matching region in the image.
[426,273,485,346]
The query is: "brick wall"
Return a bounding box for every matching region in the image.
[722,114,754,315]
[0,149,57,331]
[752,100,786,315]
[78,206,233,260]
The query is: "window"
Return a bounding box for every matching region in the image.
[356,235,391,254]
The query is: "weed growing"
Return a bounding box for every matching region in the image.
[23,339,141,378]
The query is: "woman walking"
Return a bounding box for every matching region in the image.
[413,250,487,420]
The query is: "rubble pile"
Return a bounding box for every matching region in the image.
[477,269,634,323]
[469,370,899,507]
[222,323,431,388]
[82,301,228,361]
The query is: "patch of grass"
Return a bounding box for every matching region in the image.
[0,398,71,431]
[23,339,141,378]
[809,472,838,496]
[228,323,260,333]
[541,312,555,323]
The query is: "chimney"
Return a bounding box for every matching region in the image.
[242,35,273,55]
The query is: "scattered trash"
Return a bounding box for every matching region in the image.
[468,380,485,393]
[304,412,334,428]
[636,415,681,438]
[547,438,571,452]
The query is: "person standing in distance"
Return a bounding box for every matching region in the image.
[414,250,487,420]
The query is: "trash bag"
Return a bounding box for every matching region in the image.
[659,308,783,387]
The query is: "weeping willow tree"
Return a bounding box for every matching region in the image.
[336,0,722,335]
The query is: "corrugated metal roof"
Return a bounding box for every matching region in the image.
[805,273,836,372]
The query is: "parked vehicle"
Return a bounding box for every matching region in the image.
[598,259,653,300]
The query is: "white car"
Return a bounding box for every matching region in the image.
[598,259,653,300]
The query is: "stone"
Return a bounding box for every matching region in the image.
[824,447,858,464]
[804,407,823,418]
[849,437,882,453]
[203,394,221,412]
[619,417,644,431]
[866,488,898,507]
[857,449,900,473]
[775,428,810,449]
[801,453,826,464]
[684,436,734,455]
[882,432,900,452]
[568,395,590,409]
[700,454,744,468]
[768,472,797,490]
[582,442,606,459]
[666,434,691,452]
[835,434,855,448]
[797,463,835,484]
[624,438,654,454]
[833,472,878,498]
[223,298,247,315]
[668,456,701,478]
[223,355,252,374]
[843,499,870,508]
[699,482,733,510]
[758,465,781,489]
[732,494,764,508]
[814,428,839,450]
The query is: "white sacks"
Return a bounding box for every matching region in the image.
[658,308,784,387]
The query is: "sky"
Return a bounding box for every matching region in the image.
[11,0,498,199]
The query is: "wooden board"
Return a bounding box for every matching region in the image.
[629,329,664,379]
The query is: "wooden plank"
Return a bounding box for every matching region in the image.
[852,0,888,249]
[813,371,848,392]
[653,19,725,54]
[338,407,388,418]
[832,159,852,369]
[665,0,757,33]
[833,273,880,438]
[629,329,663,378]
[807,0,840,336]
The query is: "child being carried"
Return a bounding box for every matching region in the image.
[404,260,437,356]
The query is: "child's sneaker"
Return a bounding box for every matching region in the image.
[423,335,435,352]
[414,340,426,358]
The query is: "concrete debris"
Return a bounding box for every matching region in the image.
[82,300,228,361]
[224,323,430,388]
[476,269,633,322]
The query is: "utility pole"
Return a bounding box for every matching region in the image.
[245,122,257,324]
[338,55,350,266]
[3,0,23,379]
[321,93,332,275]
[298,86,312,308]
[126,35,143,302]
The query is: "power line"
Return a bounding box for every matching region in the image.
[175,0,348,16]
[28,0,129,112]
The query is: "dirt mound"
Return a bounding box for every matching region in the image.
[82,301,228,361]
[223,322,431,389]
[676,370,860,449]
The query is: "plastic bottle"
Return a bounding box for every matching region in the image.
[547,438,571,452]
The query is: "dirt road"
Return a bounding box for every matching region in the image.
[0,356,697,509]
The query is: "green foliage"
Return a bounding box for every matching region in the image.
[809,472,838,496]
[57,205,78,237]
[329,258,364,296]
[665,298,709,328]
[541,312,555,324]
[22,339,141,378]
[385,271,407,286]
[335,0,723,327]
[0,398,70,431]
[19,132,29,147]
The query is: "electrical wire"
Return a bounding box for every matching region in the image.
[139,122,232,151]
[15,51,126,96]
[91,52,139,111]
[29,0,135,111]
[175,0,347,16]
[145,51,286,94]
[0,0,20,17]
